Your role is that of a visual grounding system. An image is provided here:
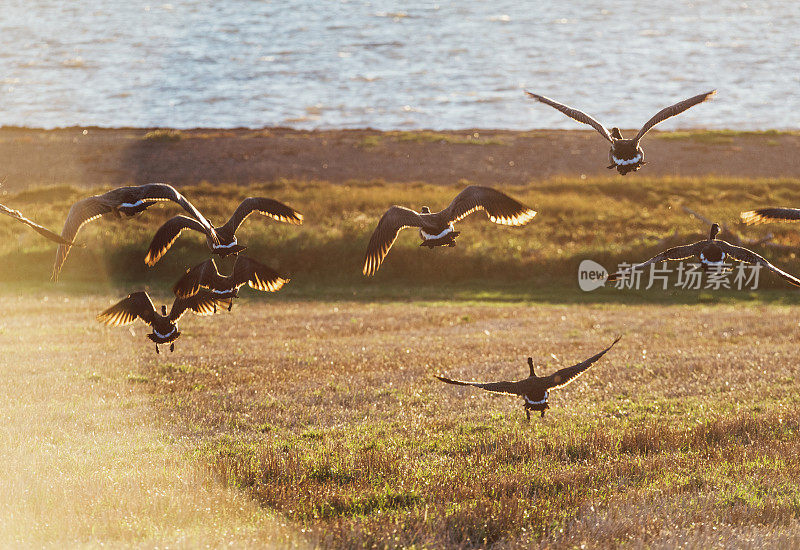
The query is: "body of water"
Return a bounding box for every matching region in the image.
[1,1,798,129]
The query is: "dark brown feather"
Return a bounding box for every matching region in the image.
[362,206,424,276]
[525,92,613,142]
[741,208,800,226]
[144,215,207,266]
[633,90,716,144]
[445,185,537,225]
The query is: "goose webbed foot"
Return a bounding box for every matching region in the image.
[540,410,546,418]
[607,164,616,170]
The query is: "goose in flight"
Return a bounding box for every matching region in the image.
[1,203,75,245]
[363,185,536,276]
[607,223,800,287]
[172,255,289,309]
[96,290,227,354]
[53,183,217,280]
[525,90,716,175]
[144,197,302,266]
[436,337,621,420]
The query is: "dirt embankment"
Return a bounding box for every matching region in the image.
[0,127,798,191]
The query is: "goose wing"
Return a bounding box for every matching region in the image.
[224,197,303,233]
[543,336,621,389]
[172,258,218,298]
[362,206,424,276]
[444,185,537,225]
[606,241,706,282]
[525,92,612,142]
[434,375,525,396]
[96,291,156,327]
[1,203,75,245]
[169,290,226,321]
[232,255,290,292]
[740,208,800,226]
[144,215,208,266]
[129,183,218,243]
[633,90,716,145]
[52,195,115,281]
[716,241,800,287]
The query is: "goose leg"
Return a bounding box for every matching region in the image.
[525,408,530,422]
[155,344,160,354]
[170,343,175,352]
[540,410,546,418]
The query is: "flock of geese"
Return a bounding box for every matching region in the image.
[3,89,800,418]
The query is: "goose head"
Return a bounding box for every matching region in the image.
[709,223,721,241]
[610,127,623,140]
[161,305,168,316]
[420,206,431,214]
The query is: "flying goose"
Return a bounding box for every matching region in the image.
[1,203,75,245]
[53,184,217,281]
[363,185,536,276]
[607,223,800,287]
[436,337,621,420]
[525,90,716,175]
[741,208,800,226]
[96,290,228,354]
[144,197,303,266]
[172,255,289,308]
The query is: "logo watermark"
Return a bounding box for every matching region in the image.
[578,260,608,291]
[578,260,762,292]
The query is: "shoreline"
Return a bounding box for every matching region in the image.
[1,127,798,192]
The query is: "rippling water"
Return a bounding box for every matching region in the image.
[1,1,798,129]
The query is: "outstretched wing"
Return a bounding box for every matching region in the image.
[525,92,612,142]
[717,242,800,287]
[740,208,800,226]
[444,185,537,225]
[543,336,621,389]
[169,290,226,321]
[96,291,156,327]
[224,197,304,233]
[144,215,208,266]
[633,90,716,144]
[232,256,290,292]
[362,206,424,276]
[53,196,113,281]
[172,258,217,298]
[434,375,524,396]
[1,203,75,245]
[606,241,705,282]
[131,183,218,244]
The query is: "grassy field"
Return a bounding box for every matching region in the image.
[3,290,800,547]
[3,175,800,294]
[3,176,800,547]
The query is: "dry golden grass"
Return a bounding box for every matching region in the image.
[102,297,800,548]
[0,291,306,548]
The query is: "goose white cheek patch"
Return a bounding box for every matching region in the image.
[421,225,454,240]
[524,391,549,406]
[213,238,239,249]
[700,251,726,267]
[154,327,177,339]
[612,153,643,166]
